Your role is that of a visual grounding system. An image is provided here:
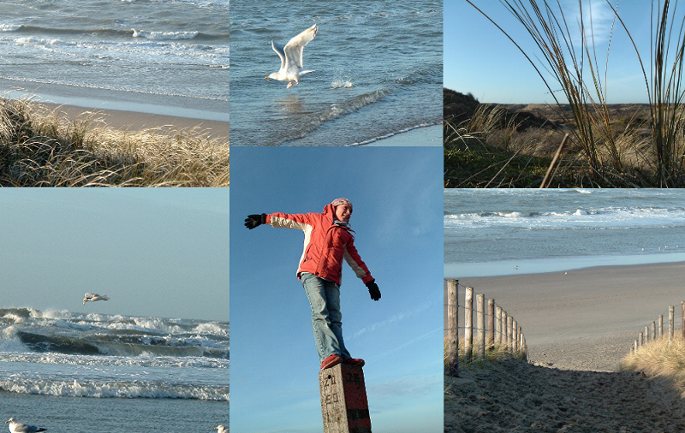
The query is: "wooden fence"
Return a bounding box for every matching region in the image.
[445,279,527,376]
[632,301,685,351]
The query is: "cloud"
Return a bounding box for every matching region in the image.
[566,0,615,47]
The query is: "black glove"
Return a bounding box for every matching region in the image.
[366,280,381,301]
[244,213,266,229]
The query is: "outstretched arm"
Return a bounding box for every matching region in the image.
[344,242,381,301]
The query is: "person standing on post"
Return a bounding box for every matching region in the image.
[244,197,382,370]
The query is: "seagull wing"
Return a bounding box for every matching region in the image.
[284,23,317,70]
[271,40,286,70]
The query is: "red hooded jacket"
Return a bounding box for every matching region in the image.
[266,203,374,286]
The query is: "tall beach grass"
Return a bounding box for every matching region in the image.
[622,337,685,395]
[0,99,229,187]
[465,0,685,186]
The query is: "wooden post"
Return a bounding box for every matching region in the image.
[445,279,458,375]
[651,321,656,341]
[503,311,509,350]
[669,305,675,341]
[496,306,503,346]
[682,301,685,340]
[320,364,372,433]
[633,339,638,351]
[639,331,644,346]
[476,293,485,359]
[464,287,473,361]
[644,325,650,342]
[487,299,495,352]
[507,315,514,352]
[659,314,664,338]
[512,320,518,353]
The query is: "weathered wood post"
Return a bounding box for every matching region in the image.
[659,314,664,338]
[507,315,514,352]
[651,321,656,341]
[476,293,485,359]
[669,305,675,341]
[512,320,518,353]
[487,299,495,352]
[496,306,503,346]
[639,331,644,346]
[445,279,458,375]
[633,339,638,352]
[464,287,473,361]
[644,325,650,342]
[502,311,509,350]
[320,364,372,433]
[682,301,685,340]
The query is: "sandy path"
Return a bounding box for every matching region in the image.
[455,262,685,371]
[446,262,685,432]
[445,359,685,433]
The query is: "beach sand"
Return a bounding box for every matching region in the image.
[446,262,685,433]
[28,101,229,141]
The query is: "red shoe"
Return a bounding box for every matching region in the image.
[320,354,343,370]
[343,357,365,367]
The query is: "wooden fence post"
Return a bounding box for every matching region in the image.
[503,311,509,350]
[513,320,518,353]
[476,293,485,359]
[487,299,495,352]
[669,305,675,341]
[659,314,664,338]
[645,325,650,342]
[496,306,503,346]
[507,315,514,353]
[639,331,644,346]
[464,287,473,362]
[682,301,685,340]
[445,279,458,375]
[651,321,656,341]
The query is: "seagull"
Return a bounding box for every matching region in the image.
[216,425,227,433]
[83,292,109,305]
[6,418,46,433]
[265,23,318,88]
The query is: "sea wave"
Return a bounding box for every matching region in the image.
[0,24,228,42]
[0,378,229,400]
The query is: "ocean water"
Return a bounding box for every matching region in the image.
[0,0,229,121]
[0,307,228,432]
[445,189,685,277]
[230,0,442,146]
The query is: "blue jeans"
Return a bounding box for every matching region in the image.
[301,272,351,361]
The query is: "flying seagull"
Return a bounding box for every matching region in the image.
[83,292,109,305]
[6,418,47,433]
[265,23,318,88]
[216,425,227,433]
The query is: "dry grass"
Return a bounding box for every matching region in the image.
[0,99,229,187]
[621,337,685,395]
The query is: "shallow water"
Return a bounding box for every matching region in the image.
[0,0,229,120]
[230,0,442,146]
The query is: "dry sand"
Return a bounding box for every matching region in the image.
[447,262,685,432]
[31,101,229,141]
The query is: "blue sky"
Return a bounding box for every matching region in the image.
[230,147,444,433]
[0,189,228,321]
[445,1,669,103]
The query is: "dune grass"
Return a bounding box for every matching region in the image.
[463,0,685,186]
[0,99,229,187]
[622,337,685,395]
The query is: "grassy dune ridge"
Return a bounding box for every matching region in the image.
[0,99,229,187]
